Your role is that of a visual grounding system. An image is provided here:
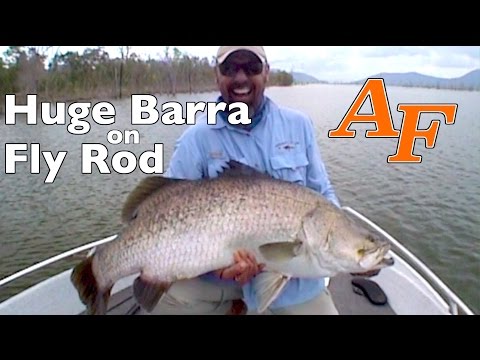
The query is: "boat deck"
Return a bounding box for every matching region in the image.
[82,273,396,315]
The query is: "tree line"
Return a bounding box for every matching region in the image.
[0,46,294,113]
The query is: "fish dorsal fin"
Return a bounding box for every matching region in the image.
[121,176,181,223]
[219,160,272,179]
[252,271,291,313]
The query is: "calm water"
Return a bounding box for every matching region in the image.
[0,84,479,313]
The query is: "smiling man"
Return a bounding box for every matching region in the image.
[154,46,341,315]
[215,46,268,119]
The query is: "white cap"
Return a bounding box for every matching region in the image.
[216,46,267,64]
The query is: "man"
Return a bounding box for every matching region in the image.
[152,46,340,315]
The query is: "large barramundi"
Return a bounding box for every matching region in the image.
[71,161,393,314]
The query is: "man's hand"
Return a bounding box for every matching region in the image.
[215,249,266,285]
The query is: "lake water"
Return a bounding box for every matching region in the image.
[0,84,479,314]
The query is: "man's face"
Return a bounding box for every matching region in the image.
[215,50,270,117]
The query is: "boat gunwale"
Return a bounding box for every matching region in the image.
[0,207,475,315]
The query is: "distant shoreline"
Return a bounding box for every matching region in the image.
[1,82,478,116]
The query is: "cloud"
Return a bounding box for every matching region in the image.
[360,46,431,58]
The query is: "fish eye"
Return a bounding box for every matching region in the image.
[357,248,365,257]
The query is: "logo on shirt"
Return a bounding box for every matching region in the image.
[276,142,299,151]
[209,151,225,159]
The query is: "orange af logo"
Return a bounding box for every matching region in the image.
[328,79,457,163]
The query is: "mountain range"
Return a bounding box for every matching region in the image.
[288,69,480,91]
[291,72,327,85]
[351,69,480,90]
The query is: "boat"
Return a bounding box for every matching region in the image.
[0,207,474,315]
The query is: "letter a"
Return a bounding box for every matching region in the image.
[329,79,400,138]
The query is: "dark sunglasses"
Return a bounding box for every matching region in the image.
[219,60,264,77]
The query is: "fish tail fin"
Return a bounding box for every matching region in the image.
[71,256,111,315]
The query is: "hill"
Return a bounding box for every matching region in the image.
[291,72,326,84]
[352,69,480,90]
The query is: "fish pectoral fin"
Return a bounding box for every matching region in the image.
[253,272,291,313]
[258,240,303,262]
[133,275,171,312]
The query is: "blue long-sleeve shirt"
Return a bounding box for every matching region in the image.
[164,96,340,310]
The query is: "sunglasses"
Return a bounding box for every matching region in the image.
[219,60,264,77]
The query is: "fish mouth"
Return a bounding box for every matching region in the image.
[359,244,394,270]
[364,243,390,257]
[380,256,394,267]
[378,243,394,267]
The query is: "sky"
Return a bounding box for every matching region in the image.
[1,46,479,83]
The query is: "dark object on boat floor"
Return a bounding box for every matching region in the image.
[351,277,388,306]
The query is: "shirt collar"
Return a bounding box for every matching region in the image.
[214,95,268,131]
